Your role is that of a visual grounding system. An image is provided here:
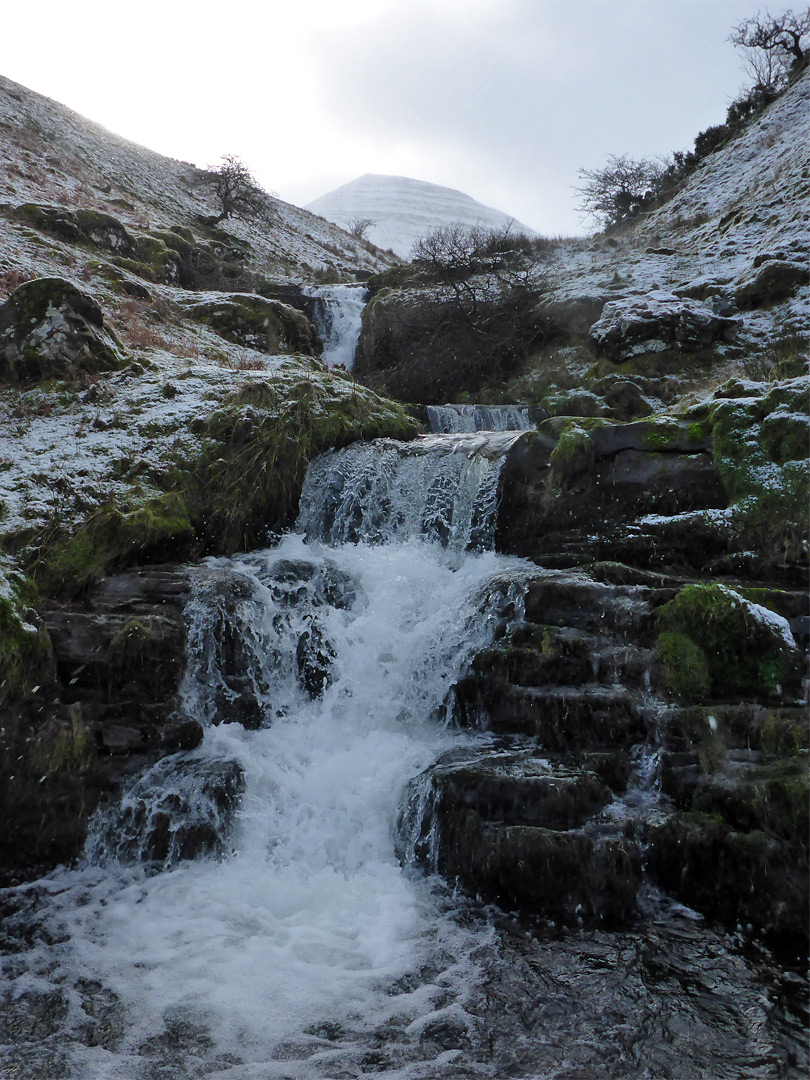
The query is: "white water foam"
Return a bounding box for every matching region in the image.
[27,536,526,1077]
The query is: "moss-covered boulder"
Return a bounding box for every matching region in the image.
[13,203,137,257]
[655,583,802,700]
[0,277,127,381]
[182,293,316,354]
[0,557,55,705]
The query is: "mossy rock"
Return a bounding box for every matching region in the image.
[0,560,55,704]
[657,630,711,700]
[656,583,801,700]
[0,277,128,381]
[182,293,316,354]
[548,420,596,487]
[112,235,182,285]
[709,382,809,563]
[32,491,194,596]
[12,203,137,258]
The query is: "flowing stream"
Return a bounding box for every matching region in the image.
[1,427,807,1078]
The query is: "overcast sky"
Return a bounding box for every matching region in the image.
[1,0,798,235]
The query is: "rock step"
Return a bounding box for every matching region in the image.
[397,749,641,925]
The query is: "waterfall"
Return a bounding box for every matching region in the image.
[303,282,368,369]
[297,431,525,554]
[426,403,540,433]
[3,427,799,1079]
[11,434,528,1078]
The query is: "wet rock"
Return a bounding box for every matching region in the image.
[86,756,245,868]
[647,813,808,943]
[589,290,740,361]
[398,750,640,924]
[0,277,127,381]
[0,566,193,882]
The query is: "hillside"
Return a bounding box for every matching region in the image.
[357,67,810,402]
[306,173,536,258]
[0,75,396,282]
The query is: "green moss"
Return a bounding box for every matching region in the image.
[32,491,194,596]
[30,707,91,776]
[640,419,683,450]
[184,375,418,552]
[549,420,595,488]
[657,631,711,700]
[0,562,54,703]
[657,583,799,699]
[709,393,809,562]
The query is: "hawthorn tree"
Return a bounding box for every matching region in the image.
[195,155,272,225]
[575,155,665,229]
[729,8,810,89]
[346,217,376,240]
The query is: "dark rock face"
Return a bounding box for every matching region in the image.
[734,259,810,308]
[439,554,809,943]
[0,566,197,882]
[397,748,641,924]
[496,419,725,573]
[589,291,740,361]
[0,277,127,381]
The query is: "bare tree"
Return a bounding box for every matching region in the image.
[345,217,376,241]
[195,155,272,225]
[729,8,810,89]
[575,155,665,229]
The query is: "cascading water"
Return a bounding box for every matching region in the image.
[426,404,540,433]
[303,283,368,369]
[1,431,806,1079]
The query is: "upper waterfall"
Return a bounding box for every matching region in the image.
[303,282,368,369]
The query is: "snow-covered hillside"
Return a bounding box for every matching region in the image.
[0,75,396,281]
[306,174,536,259]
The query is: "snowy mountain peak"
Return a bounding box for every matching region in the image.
[305,174,537,259]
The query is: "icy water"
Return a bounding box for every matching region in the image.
[0,433,807,1079]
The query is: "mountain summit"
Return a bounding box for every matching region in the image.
[306,174,536,259]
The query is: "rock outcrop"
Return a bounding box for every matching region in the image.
[0,277,127,381]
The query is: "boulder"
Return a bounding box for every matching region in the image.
[589,290,740,361]
[13,203,137,257]
[86,756,245,868]
[182,293,316,354]
[0,277,127,381]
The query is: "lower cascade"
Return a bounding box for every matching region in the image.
[0,431,806,1079]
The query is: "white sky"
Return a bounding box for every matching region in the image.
[0,0,798,235]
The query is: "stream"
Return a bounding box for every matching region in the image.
[0,419,807,1078]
